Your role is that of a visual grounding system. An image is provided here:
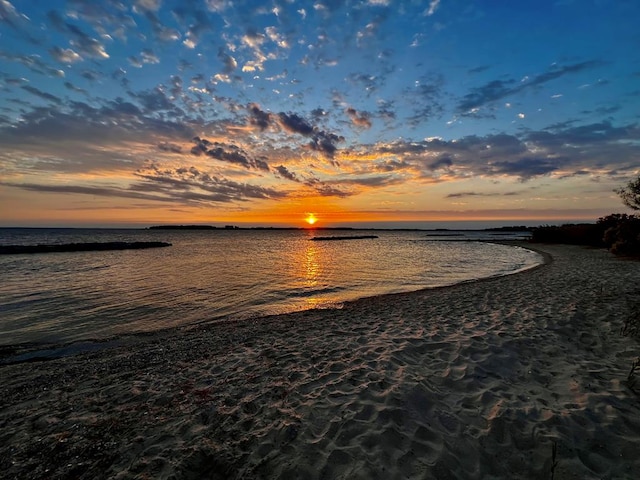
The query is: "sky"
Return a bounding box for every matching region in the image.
[0,0,639,228]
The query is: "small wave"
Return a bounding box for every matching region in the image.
[0,230,544,346]
[285,286,345,298]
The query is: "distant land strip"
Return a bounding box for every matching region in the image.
[311,235,379,241]
[149,225,219,230]
[0,242,172,255]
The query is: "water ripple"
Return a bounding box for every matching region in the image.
[0,229,542,345]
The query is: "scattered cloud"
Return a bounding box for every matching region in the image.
[346,107,372,129]
[457,61,604,114]
[46,11,111,59]
[425,0,440,16]
[274,165,299,182]
[191,136,270,171]
[0,1,637,223]
[20,85,62,104]
[49,47,83,64]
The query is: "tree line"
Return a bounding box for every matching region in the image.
[531,177,640,256]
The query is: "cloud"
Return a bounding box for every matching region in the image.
[49,46,82,63]
[446,191,520,198]
[487,157,560,178]
[276,112,345,158]
[0,50,65,77]
[240,26,278,72]
[0,0,20,26]
[212,48,239,83]
[80,69,103,82]
[351,121,640,182]
[173,5,213,49]
[0,0,37,43]
[140,49,160,64]
[65,0,137,42]
[218,48,238,74]
[274,165,299,182]
[190,137,270,171]
[311,108,328,119]
[277,112,314,135]
[64,81,88,95]
[0,96,194,156]
[205,0,231,13]
[304,177,353,198]
[128,56,144,68]
[21,85,62,104]
[346,107,372,129]
[134,0,161,12]
[265,26,289,49]
[457,61,604,114]
[526,121,635,147]
[425,0,440,16]
[404,75,445,125]
[141,10,181,42]
[2,0,635,219]
[158,142,182,153]
[130,87,181,114]
[247,103,272,131]
[338,175,404,188]
[65,24,110,59]
[2,163,289,206]
[428,156,453,170]
[134,163,287,203]
[309,130,344,159]
[47,10,110,59]
[1,181,174,203]
[347,72,384,96]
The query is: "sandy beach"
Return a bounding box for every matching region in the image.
[1,243,639,479]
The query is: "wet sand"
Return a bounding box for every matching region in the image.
[1,243,639,479]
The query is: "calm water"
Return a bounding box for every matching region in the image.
[0,228,542,346]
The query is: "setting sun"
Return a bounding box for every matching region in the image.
[305,213,318,225]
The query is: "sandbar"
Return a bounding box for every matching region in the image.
[0,241,171,255]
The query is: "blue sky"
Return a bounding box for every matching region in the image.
[0,0,639,227]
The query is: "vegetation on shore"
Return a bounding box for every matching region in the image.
[530,176,640,257]
[530,214,640,256]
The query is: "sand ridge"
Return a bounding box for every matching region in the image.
[1,243,639,479]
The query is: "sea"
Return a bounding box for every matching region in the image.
[0,228,543,347]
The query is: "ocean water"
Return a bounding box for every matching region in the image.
[0,228,542,346]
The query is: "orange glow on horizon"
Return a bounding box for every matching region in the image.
[1,186,616,228]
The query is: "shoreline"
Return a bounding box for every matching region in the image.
[1,243,639,479]
[0,240,545,363]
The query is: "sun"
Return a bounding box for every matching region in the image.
[305,213,318,225]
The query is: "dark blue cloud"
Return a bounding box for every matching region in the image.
[457,61,605,114]
[190,137,270,172]
[277,112,314,136]
[21,85,62,104]
[488,157,560,178]
[274,165,298,182]
[446,191,520,198]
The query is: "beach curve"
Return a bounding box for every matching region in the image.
[1,243,639,479]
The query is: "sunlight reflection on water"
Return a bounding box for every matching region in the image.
[0,228,542,345]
